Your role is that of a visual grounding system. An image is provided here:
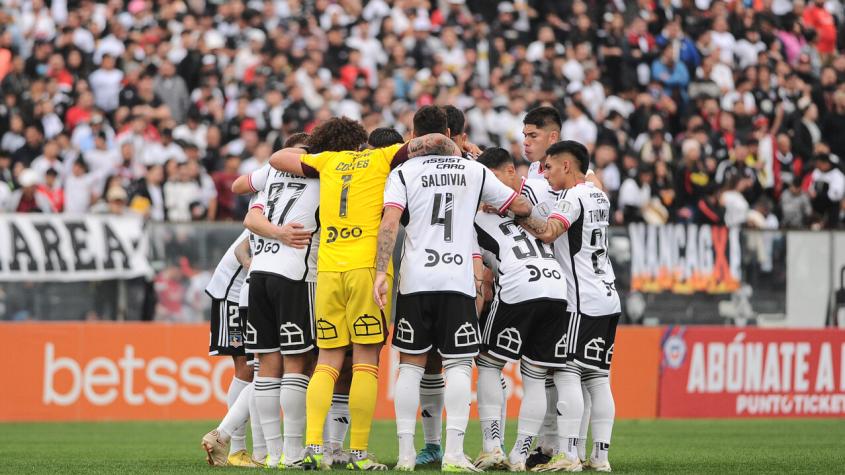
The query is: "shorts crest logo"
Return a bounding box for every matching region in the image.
[316,318,338,340]
[279,323,305,347]
[496,327,522,354]
[245,322,257,345]
[454,322,478,347]
[395,318,415,344]
[353,314,382,336]
[584,337,606,361]
[229,331,243,348]
[555,333,568,358]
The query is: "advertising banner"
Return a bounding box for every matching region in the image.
[628,223,742,294]
[0,323,660,421]
[0,214,151,282]
[659,327,845,417]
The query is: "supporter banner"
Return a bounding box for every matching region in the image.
[659,327,845,417]
[0,214,151,282]
[0,323,660,421]
[628,223,742,294]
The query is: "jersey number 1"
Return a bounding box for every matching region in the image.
[431,192,453,242]
[339,174,352,218]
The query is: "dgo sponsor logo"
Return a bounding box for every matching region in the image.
[43,343,232,407]
[659,327,845,417]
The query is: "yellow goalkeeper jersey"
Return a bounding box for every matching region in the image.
[300,143,403,273]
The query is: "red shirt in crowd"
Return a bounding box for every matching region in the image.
[212,170,239,220]
[803,5,837,54]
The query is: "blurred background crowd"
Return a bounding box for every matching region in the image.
[0,0,844,229]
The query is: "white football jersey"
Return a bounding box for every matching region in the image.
[526,161,544,180]
[247,162,272,194]
[249,169,320,282]
[474,210,567,305]
[384,155,519,297]
[206,229,249,301]
[548,181,621,317]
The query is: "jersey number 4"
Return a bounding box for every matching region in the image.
[431,192,454,242]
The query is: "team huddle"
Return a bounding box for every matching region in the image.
[200,105,620,473]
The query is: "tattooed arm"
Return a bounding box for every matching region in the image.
[516,214,568,244]
[407,133,462,158]
[373,206,403,309]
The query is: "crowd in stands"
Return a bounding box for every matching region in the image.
[1,0,845,229]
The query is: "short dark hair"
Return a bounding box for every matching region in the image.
[413,105,449,136]
[477,147,514,170]
[441,105,466,136]
[523,106,562,130]
[546,140,589,174]
[284,132,310,148]
[368,127,404,148]
[307,117,368,153]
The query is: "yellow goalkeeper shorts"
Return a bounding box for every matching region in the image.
[314,268,392,349]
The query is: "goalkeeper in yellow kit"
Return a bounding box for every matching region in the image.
[270,110,456,470]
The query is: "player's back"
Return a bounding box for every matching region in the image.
[552,182,620,317]
[300,144,402,272]
[474,211,566,305]
[389,155,516,297]
[250,168,320,282]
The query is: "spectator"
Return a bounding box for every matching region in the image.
[617,164,654,224]
[212,155,241,221]
[780,176,813,228]
[128,164,166,221]
[808,153,845,227]
[63,159,96,214]
[6,168,53,213]
[164,162,201,222]
[154,61,190,123]
[88,54,123,114]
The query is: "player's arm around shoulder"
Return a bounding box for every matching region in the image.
[268,147,310,176]
[518,215,566,244]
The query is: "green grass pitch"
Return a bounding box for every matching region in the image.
[0,419,843,474]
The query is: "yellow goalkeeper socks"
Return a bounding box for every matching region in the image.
[305,364,338,447]
[349,363,379,451]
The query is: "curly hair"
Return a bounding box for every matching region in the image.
[307,117,368,153]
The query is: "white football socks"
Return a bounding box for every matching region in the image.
[254,376,283,465]
[225,377,250,454]
[536,376,559,454]
[443,358,473,459]
[420,373,445,446]
[280,373,309,462]
[578,382,592,460]
[553,370,584,459]
[584,376,614,463]
[324,393,350,450]
[509,362,546,465]
[249,382,267,461]
[476,354,505,453]
[218,382,251,443]
[395,363,424,463]
[499,374,508,443]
